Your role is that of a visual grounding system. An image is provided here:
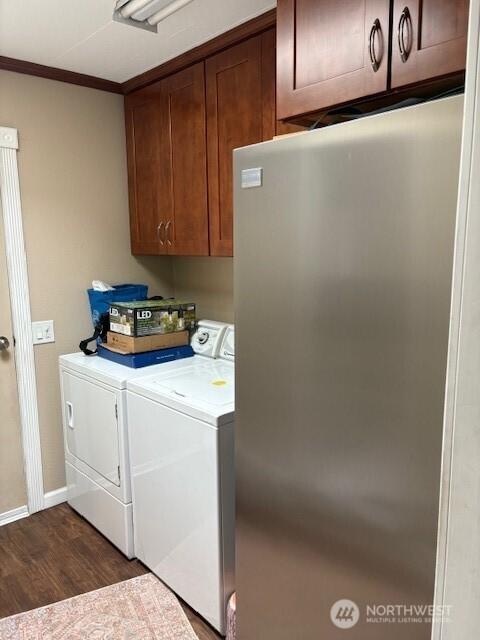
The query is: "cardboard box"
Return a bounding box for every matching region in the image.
[106,330,189,354]
[109,299,196,337]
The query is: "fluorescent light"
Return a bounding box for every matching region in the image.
[114,0,194,31]
[120,0,156,19]
[131,0,173,21]
[147,0,194,25]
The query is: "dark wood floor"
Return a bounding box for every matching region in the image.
[0,503,221,640]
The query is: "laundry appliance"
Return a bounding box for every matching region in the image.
[59,352,171,557]
[127,322,235,634]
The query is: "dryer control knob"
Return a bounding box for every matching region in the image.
[197,331,209,345]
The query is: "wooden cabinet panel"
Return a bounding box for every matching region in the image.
[296,0,367,87]
[206,35,275,257]
[391,0,468,88]
[159,64,209,256]
[277,0,390,119]
[262,28,307,137]
[125,85,166,255]
[125,23,301,258]
[125,65,208,256]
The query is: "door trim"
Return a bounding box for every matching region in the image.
[432,1,480,637]
[0,126,44,514]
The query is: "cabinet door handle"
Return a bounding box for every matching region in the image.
[398,6,412,63]
[165,220,173,246]
[368,18,382,72]
[157,222,165,245]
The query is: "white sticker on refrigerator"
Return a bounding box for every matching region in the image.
[241,167,263,188]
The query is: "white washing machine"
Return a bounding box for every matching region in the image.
[59,352,179,558]
[127,324,235,634]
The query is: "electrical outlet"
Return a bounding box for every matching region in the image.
[32,320,55,345]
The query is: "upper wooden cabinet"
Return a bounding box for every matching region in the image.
[206,34,276,256]
[125,83,165,255]
[158,64,209,256]
[125,31,279,257]
[125,63,209,256]
[277,0,468,120]
[125,6,468,256]
[391,0,469,88]
[277,0,391,119]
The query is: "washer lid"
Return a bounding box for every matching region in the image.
[59,351,198,389]
[128,359,235,425]
[154,362,234,405]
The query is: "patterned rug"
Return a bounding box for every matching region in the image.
[0,574,198,639]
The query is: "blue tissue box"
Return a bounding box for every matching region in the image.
[97,344,194,368]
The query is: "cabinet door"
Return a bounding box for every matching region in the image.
[391,0,468,88]
[159,63,209,256]
[125,85,166,255]
[261,28,307,137]
[277,0,390,120]
[206,35,275,257]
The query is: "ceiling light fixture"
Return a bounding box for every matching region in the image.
[113,0,194,32]
[146,0,194,25]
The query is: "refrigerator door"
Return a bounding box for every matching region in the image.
[234,96,463,640]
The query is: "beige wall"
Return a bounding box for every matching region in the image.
[172,257,234,323]
[0,70,234,510]
[0,70,173,498]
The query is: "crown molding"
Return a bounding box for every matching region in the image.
[0,10,276,96]
[0,56,123,94]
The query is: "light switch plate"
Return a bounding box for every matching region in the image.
[32,320,55,345]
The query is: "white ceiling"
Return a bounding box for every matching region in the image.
[0,0,276,83]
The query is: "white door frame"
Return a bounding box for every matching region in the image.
[0,126,44,514]
[432,0,480,638]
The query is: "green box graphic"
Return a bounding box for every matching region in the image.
[110,299,196,337]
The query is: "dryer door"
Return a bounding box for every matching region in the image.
[62,370,121,487]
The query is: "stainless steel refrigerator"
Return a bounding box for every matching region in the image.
[233,95,463,639]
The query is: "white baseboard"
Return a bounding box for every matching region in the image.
[0,486,68,527]
[0,504,29,526]
[0,487,67,527]
[44,486,68,509]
